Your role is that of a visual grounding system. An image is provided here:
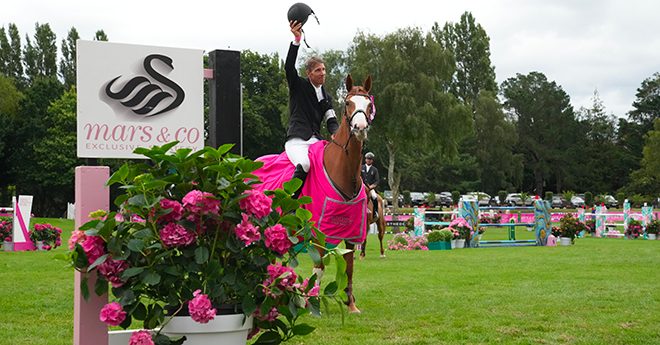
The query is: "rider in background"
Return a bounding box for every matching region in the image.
[361,152,380,218]
[285,20,339,198]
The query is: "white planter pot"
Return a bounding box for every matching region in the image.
[450,239,457,249]
[456,239,466,248]
[3,241,13,251]
[36,241,45,251]
[161,313,253,345]
[559,237,572,246]
[648,234,657,240]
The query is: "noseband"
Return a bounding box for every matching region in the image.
[331,93,373,154]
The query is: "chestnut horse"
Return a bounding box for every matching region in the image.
[359,191,386,259]
[310,74,373,313]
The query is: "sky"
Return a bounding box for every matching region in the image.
[4,0,660,118]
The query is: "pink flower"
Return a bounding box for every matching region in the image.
[182,190,220,214]
[100,302,126,326]
[159,222,196,249]
[235,214,261,245]
[42,245,52,250]
[158,199,185,222]
[264,224,292,255]
[98,259,130,288]
[247,327,261,340]
[262,262,297,297]
[81,235,106,265]
[239,190,273,219]
[254,306,279,321]
[129,330,154,345]
[189,289,216,323]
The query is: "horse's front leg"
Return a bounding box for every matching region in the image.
[343,242,361,313]
[312,242,325,283]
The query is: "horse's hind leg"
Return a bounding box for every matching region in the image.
[344,242,361,313]
[378,210,386,258]
[359,236,367,260]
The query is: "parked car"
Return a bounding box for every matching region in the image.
[410,192,426,206]
[571,196,585,207]
[489,196,501,206]
[435,193,453,207]
[552,196,568,209]
[468,192,491,206]
[383,190,404,205]
[595,194,618,208]
[459,194,478,203]
[505,193,523,206]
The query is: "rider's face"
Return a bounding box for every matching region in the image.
[306,63,326,87]
[365,158,373,165]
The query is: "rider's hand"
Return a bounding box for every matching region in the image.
[290,21,302,39]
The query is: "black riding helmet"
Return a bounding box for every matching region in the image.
[287,3,319,48]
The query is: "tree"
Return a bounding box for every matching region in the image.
[6,78,65,216]
[94,30,108,41]
[432,12,497,107]
[59,27,79,89]
[629,72,660,133]
[23,22,58,85]
[0,74,23,205]
[501,72,577,195]
[626,118,660,197]
[33,87,85,214]
[0,24,26,90]
[240,50,288,159]
[433,12,519,194]
[349,27,472,213]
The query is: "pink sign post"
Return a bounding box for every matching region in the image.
[74,166,110,345]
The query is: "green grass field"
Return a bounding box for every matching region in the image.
[2,218,660,344]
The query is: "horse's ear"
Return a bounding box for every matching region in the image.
[363,75,372,94]
[346,74,354,92]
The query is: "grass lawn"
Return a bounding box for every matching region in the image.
[2,218,660,344]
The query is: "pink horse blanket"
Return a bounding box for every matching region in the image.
[253,141,367,245]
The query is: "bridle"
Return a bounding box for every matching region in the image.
[330,92,373,200]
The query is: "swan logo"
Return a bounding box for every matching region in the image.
[105,54,185,117]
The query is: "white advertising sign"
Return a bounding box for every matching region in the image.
[77,40,203,158]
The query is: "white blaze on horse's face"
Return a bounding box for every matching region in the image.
[347,95,371,141]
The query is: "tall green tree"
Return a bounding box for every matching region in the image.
[0,74,23,205]
[629,72,660,133]
[6,78,65,216]
[501,72,577,195]
[94,30,108,41]
[240,50,288,159]
[59,27,79,89]
[32,87,84,213]
[349,27,472,212]
[0,24,26,89]
[432,12,497,106]
[626,118,660,197]
[23,22,58,85]
[433,12,518,194]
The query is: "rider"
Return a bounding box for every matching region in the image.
[361,152,380,218]
[285,20,339,198]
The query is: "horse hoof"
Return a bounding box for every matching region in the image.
[349,307,361,314]
[359,253,365,260]
[380,254,386,258]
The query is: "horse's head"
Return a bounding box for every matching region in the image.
[343,74,373,141]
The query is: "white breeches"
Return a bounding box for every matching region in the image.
[370,189,377,200]
[285,137,319,173]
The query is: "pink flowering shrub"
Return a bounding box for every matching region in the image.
[28,223,62,250]
[62,143,349,345]
[387,232,428,251]
[0,219,12,242]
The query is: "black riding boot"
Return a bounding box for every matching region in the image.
[372,196,379,218]
[291,164,308,199]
